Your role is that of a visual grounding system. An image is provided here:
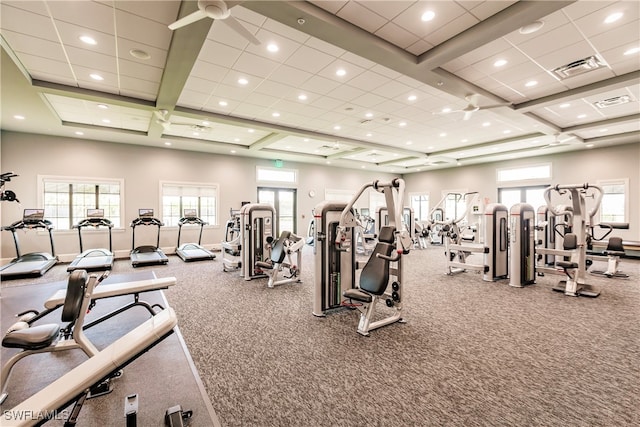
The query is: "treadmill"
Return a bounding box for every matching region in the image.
[0,209,58,279]
[130,208,168,267]
[176,209,216,262]
[67,208,115,272]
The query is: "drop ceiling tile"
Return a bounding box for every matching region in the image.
[1,31,67,63]
[55,21,116,56]
[233,52,280,78]
[339,51,378,70]
[374,21,419,49]
[254,80,296,98]
[261,17,310,44]
[19,54,74,81]
[284,45,336,74]
[177,89,211,109]
[453,38,511,66]
[48,1,115,34]
[189,60,229,83]
[491,61,549,86]
[240,92,280,108]
[115,0,181,25]
[502,10,569,45]
[230,102,266,119]
[0,5,59,41]
[207,18,253,51]
[465,47,532,77]
[591,20,640,53]
[309,1,347,14]
[220,70,262,91]
[268,65,313,88]
[304,36,346,57]
[325,84,366,103]
[119,76,160,97]
[573,1,639,38]
[518,23,584,59]
[199,40,243,68]
[336,1,387,33]
[407,39,434,56]
[1,1,49,15]
[66,46,117,74]
[245,29,301,61]
[299,75,342,94]
[425,12,479,46]
[561,67,616,89]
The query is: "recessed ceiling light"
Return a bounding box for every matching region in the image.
[494,59,508,67]
[272,112,280,117]
[503,130,512,134]
[267,43,279,52]
[482,122,491,127]
[97,104,109,109]
[600,128,608,132]
[248,129,255,133]
[334,125,341,130]
[202,121,210,126]
[102,119,110,123]
[129,48,150,60]
[13,115,25,120]
[238,78,249,85]
[421,10,435,22]
[361,165,366,169]
[519,20,544,34]
[604,12,623,24]
[577,114,587,119]
[366,133,372,137]
[406,141,412,145]
[442,107,451,113]
[79,35,97,45]
[326,161,331,164]
[559,103,571,108]
[407,95,417,101]
[365,112,373,118]
[399,121,407,127]
[525,80,538,87]
[75,131,84,135]
[193,132,199,136]
[219,101,228,106]
[231,150,236,154]
[439,132,446,137]
[234,138,240,142]
[624,47,640,55]
[336,68,346,76]
[90,73,104,81]
[164,142,172,146]
[298,94,308,101]
[461,139,468,143]
[428,146,434,149]
[586,143,594,148]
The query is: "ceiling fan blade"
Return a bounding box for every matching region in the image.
[465,94,480,107]
[463,110,474,121]
[222,16,260,45]
[168,10,207,30]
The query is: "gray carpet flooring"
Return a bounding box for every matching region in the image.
[2,244,639,426]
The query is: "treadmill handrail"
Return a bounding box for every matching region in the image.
[177,216,207,246]
[3,219,54,231]
[74,218,114,229]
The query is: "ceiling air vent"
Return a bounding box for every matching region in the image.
[594,95,631,109]
[552,55,606,79]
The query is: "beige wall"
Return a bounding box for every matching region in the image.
[403,142,640,241]
[0,131,396,260]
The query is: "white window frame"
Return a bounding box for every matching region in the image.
[409,192,430,222]
[496,162,552,185]
[159,181,219,228]
[38,175,125,232]
[597,178,629,224]
[256,166,298,184]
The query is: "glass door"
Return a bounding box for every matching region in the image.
[258,187,297,235]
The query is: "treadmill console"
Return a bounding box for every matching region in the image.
[23,208,45,221]
[87,208,105,219]
[183,208,197,218]
[139,209,154,218]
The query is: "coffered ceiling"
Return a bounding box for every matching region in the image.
[1,1,639,173]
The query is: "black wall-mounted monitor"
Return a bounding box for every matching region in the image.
[23,209,45,220]
[139,208,154,218]
[183,208,197,217]
[87,208,104,218]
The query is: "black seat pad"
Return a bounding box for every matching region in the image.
[2,324,60,350]
[556,261,578,269]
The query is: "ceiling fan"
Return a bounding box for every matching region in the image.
[434,94,511,121]
[168,0,260,45]
[539,133,581,149]
[155,110,212,133]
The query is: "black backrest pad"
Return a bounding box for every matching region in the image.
[62,270,88,322]
[607,236,624,252]
[563,233,577,251]
[271,231,291,263]
[378,226,395,243]
[360,240,394,296]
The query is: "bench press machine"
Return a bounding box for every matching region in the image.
[334,178,413,336]
[1,307,177,427]
[1,272,176,403]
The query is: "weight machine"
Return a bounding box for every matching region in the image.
[314,179,412,336]
[541,183,603,297]
[509,203,536,288]
[256,231,304,288]
[221,208,242,271]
